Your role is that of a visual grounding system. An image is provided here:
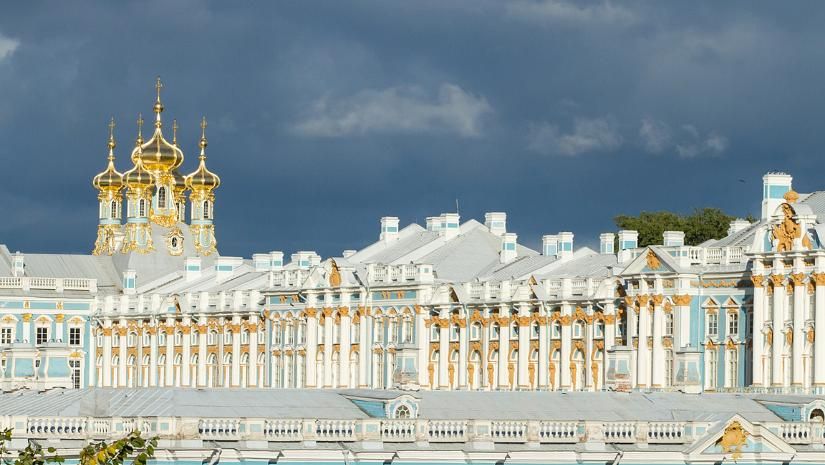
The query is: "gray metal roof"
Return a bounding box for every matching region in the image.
[0,388,796,423]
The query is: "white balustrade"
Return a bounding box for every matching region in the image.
[647,422,685,443]
[265,419,302,441]
[603,422,636,443]
[26,418,86,437]
[538,421,578,443]
[428,420,467,442]
[491,421,527,443]
[382,420,416,442]
[315,420,356,441]
[776,422,812,444]
[198,419,241,439]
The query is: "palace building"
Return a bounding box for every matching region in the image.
[1,83,824,399]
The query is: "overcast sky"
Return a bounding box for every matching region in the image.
[1,1,824,258]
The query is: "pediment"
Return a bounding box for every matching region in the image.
[620,247,679,276]
[686,415,794,462]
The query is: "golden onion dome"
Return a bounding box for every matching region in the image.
[123,116,155,189]
[171,169,187,193]
[185,117,221,191]
[92,118,124,191]
[130,77,184,172]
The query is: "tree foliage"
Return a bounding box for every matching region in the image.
[0,429,156,465]
[613,208,753,247]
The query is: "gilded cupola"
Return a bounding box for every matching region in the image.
[123,115,155,189]
[92,118,124,192]
[185,117,221,191]
[131,77,184,173]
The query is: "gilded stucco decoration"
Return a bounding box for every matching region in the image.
[328,260,341,288]
[716,421,749,461]
[646,251,661,270]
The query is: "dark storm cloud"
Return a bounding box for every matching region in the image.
[1,1,824,256]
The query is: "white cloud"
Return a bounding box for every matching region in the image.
[640,119,727,158]
[292,83,492,138]
[0,33,19,61]
[639,118,672,154]
[528,116,623,156]
[507,0,636,26]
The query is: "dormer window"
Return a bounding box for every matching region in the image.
[157,187,167,209]
[138,199,147,217]
[203,200,211,220]
[394,405,411,419]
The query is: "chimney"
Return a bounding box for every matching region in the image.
[380,216,400,242]
[500,232,518,263]
[440,213,460,240]
[542,235,559,257]
[215,257,243,281]
[663,231,685,247]
[761,171,793,220]
[269,251,284,271]
[618,230,638,250]
[185,257,202,281]
[484,212,507,237]
[558,232,574,257]
[426,216,442,232]
[728,219,751,236]
[12,252,24,277]
[600,233,615,254]
[253,254,270,272]
[342,250,357,258]
[291,251,316,269]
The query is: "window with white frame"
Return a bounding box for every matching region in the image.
[551,321,562,339]
[1,327,12,344]
[69,327,81,346]
[241,330,250,345]
[531,322,540,340]
[728,312,739,337]
[112,332,120,347]
[128,332,137,347]
[707,312,719,338]
[450,323,459,342]
[594,320,604,338]
[375,319,384,343]
[142,332,150,346]
[665,313,674,337]
[158,331,166,346]
[490,323,500,341]
[470,322,481,341]
[223,330,232,345]
[191,329,199,345]
[36,326,49,345]
[573,320,584,339]
[97,333,103,347]
[207,330,217,345]
[352,322,361,343]
[510,323,519,339]
[70,360,81,389]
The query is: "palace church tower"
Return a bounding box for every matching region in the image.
[91,78,221,258]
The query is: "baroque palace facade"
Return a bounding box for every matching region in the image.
[1,84,825,398]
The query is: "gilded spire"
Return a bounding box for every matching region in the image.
[154,76,164,127]
[107,117,116,160]
[172,119,178,146]
[199,116,208,158]
[136,113,144,145]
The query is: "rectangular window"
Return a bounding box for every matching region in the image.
[728,312,739,337]
[665,313,674,337]
[70,360,81,389]
[707,313,718,337]
[36,327,49,345]
[69,327,81,346]
[0,327,11,344]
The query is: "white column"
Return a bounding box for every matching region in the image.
[815,274,825,386]
[498,314,511,388]
[751,278,765,387]
[538,312,549,389]
[792,274,805,386]
[102,324,112,387]
[118,326,127,387]
[416,309,428,388]
[651,295,664,387]
[560,305,572,390]
[637,298,650,388]
[458,320,467,389]
[438,313,449,389]
[249,317,258,387]
[517,314,529,389]
[197,322,207,387]
[182,320,192,386]
[340,308,352,388]
[772,275,785,386]
[149,328,158,386]
[231,318,241,387]
[164,324,174,387]
[361,311,371,388]
[605,302,616,349]
[323,308,333,387]
[306,309,318,387]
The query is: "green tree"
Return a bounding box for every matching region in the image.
[614,208,745,247]
[0,429,156,465]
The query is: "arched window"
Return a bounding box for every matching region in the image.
[490,323,500,341]
[573,320,585,339]
[127,332,137,347]
[110,200,118,219]
[810,409,825,422]
[138,199,147,217]
[402,317,413,343]
[665,313,674,337]
[551,321,562,339]
[174,331,183,346]
[203,200,211,220]
[470,322,481,341]
[241,330,250,345]
[207,330,217,345]
[395,405,411,419]
[191,329,199,345]
[375,318,385,343]
[142,332,150,347]
[158,187,167,209]
[594,320,605,338]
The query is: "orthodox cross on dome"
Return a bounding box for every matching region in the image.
[154,76,164,127]
[136,113,144,144]
[172,119,178,145]
[199,116,208,154]
[107,117,116,154]
[155,76,163,102]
